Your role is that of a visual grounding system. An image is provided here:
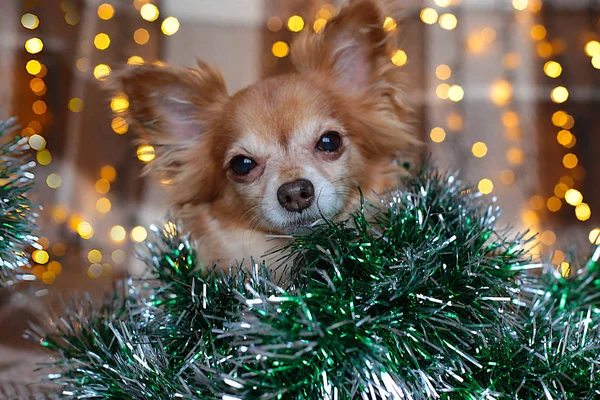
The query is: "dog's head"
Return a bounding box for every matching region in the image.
[109,0,415,233]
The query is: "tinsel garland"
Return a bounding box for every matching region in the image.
[28,167,600,399]
[0,118,37,287]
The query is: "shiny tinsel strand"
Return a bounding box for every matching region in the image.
[29,166,600,399]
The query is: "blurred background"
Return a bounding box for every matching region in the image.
[0,0,600,396]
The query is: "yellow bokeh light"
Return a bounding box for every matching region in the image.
[87,249,102,263]
[502,111,519,128]
[436,83,450,99]
[131,226,148,242]
[467,34,485,54]
[529,195,545,210]
[592,54,600,70]
[543,61,562,78]
[448,85,464,102]
[562,153,578,169]
[525,208,541,225]
[37,149,52,165]
[550,86,569,103]
[68,98,84,113]
[125,56,143,66]
[25,38,43,54]
[32,249,49,264]
[490,80,512,105]
[94,64,111,80]
[32,100,47,115]
[47,261,62,275]
[383,17,397,32]
[29,134,46,150]
[133,28,150,45]
[506,147,524,165]
[100,165,117,182]
[95,178,110,194]
[161,16,180,36]
[98,3,115,20]
[434,0,452,6]
[552,250,565,265]
[112,249,126,264]
[420,8,438,25]
[563,115,575,130]
[110,225,126,242]
[575,203,591,221]
[313,18,327,33]
[26,60,42,75]
[554,183,568,198]
[46,173,62,189]
[564,189,583,206]
[111,117,128,134]
[530,24,546,41]
[551,111,568,127]
[447,113,463,131]
[137,145,155,162]
[584,40,600,57]
[42,271,56,285]
[21,13,40,29]
[77,222,94,239]
[536,41,553,58]
[512,0,528,10]
[500,169,515,185]
[540,230,556,246]
[589,228,600,245]
[439,13,458,30]
[478,178,494,195]
[96,197,112,213]
[391,50,407,67]
[556,130,573,146]
[435,64,451,80]
[140,3,159,22]
[471,142,488,158]
[429,127,446,143]
[547,196,562,212]
[94,33,110,50]
[287,15,304,32]
[110,95,129,113]
[271,41,289,58]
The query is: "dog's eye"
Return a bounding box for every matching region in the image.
[230,156,257,176]
[316,131,342,152]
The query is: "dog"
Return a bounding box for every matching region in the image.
[109,0,416,275]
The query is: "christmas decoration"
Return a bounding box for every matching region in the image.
[0,118,37,287]
[29,166,599,399]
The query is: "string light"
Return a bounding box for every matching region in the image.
[77,222,94,239]
[25,38,43,54]
[161,17,180,36]
[140,3,159,22]
[110,95,129,112]
[435,64,451,80]
[37,149,52,165]
[110,226,126,242]
[287,15,304,32]
[383,17,397,32]
[111,249,126,264]
[420,8,438,25]
[111,117,128,134]
[97,3,115,20]
[26,60,42,75]
[490,80,512,105]
[29,134,46,150]
[96,198,111,213]
[21,13,39,29]
[546,196,562,212]
[575,203,591,221]
[584,40,600,57]
[512,0,528,10]
[543,61,562,78]
[95,178,110,194]
[471,142,488,158]
[131,226,148,242]
[436,83,450,99]
[429,127,446,143]
[271,41,289,58]
[100,165,117,182]
[448,85,464,102]
[137,145,155,162]
[46,173,62,189]
[267,16,283,32]
[133,28,150,45]
[94,64,111,80]
[439,13,458,30]
[564,189,583,206]
[391,50,407,67]
[550,86,569,103]
[477,179,494,195]
[93,33,110,50]
[87,249,102,263]
[313,18,327,33]
[562,153,578,169]
[68,98,84,112]
[500,169,515,185]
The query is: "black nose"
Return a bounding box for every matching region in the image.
[277,179,315,212]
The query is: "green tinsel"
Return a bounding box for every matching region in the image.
[0,118,37,287]
[28,166,600,399]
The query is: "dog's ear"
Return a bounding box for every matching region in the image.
[291,0,397,95]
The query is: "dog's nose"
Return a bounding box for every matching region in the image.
[277,179,315,212]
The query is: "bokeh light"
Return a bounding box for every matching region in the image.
[430,127,446,143]
[439,13,458,30]
[94,64,111,80]
[287,15,304,32]
[94,33,110,50]
[435,64,451,80]
[478,179,494,195]
[550,86,569,103]
[110,225,126,242]
[21,13,40,30]
[96,197,112,213]
[134,28,150,45]
[543,61,562,78]
[111,117,129,134]
[97,3,115,20]
[46,173,62,189]
[25,38,43,54]
[471,142,488,158]
[391,50,407,67]
[140,3,159,22]
[575,203,591,221]
[162,17,180,36]
[131,226,148,242]
[137,145,155,162]
[271,41,289,58]
[420,8,438,25]
[26,60,42,75]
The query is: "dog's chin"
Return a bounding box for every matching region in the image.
[265,211,333,234]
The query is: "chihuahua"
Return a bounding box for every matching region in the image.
[109,0,416,275]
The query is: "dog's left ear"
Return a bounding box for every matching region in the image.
[291,0,398,95]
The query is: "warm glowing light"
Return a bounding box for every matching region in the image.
[540,230,556,246]
[560,175,574,187]
[32,100,47,115]
[101,165,117,182]
[22,13,40,29]
[551,111,568,127]
[592,54,600,69]
[96,197,112,213]
[95,178,110,194]
[547,196,562,212]
[584,40,600,57]
[37,149,52,165]
[500,170,515,185]
[556,130,573,146]
[140,3,159,21]
[47,261,62,275]
[25,38,43,54]
[512,0,528,10]
[287,15,304,32]
[42,271,56,285]
[77,222,94,239]
[502,111,519,128]
[68,98,84,113]
[93,64,111,80]
[429,127,446,143]
[506,147,524,165]
[589,229,600,245]
[30,78,45,95]
[94,33,110,50]
[88,249,102,263]
[544,61,562,78]
[420,8,438,25]
[383,17,397,32]
[110,225,126,242]
[29,134,46,150]
[161,16,180,36]
[88,263,103,279]
[98,3,115,20]
[131,226,148,242]
[490,80,512,105]
[439,13,457,30]
[530,24,546,41]
[32,250,49,264]
[112,249,126,264]
[478,179,494,195]
[436,83,450,99]
[110,95,129,112]
[435,64,451,80]
[554,183,568,198]
[313,18,327,33]
[575,203,591,221]
[137,145,155,162]
[552,250,565,264]
[267,16,283,32]
[565,189,583,206]
[529,195,545,210]
[559,262,570,277]
[51,206,68,224]
[391,50,407,66]
[126,56,143,66]
[550,86,569,103]
[447,113,463,131]
[271,41,289,58]
[111,117,128,134]
[471,142,488,158]
[467,34,485,54]
[26,60,42,75]
[133,28,150,45]
[503,53,521,69]
[562,153,578,169]
[46,173,62,189]
[448,85,464,102]
[434,0,452,6]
